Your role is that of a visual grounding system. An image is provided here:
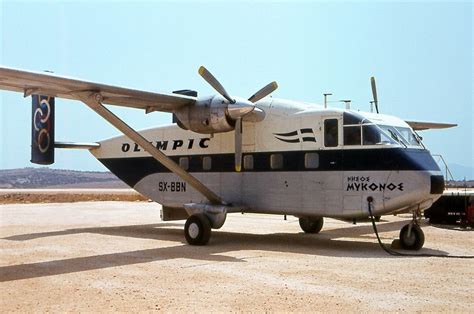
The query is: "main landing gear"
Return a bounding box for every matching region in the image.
[398,208,425,250]
[183,204,228,245]
[299,217,324,233]
[184,214,212,245]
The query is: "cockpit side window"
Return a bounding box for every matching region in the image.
[344,126,361,145]
[362,124,381,145]
[324,119,338,147]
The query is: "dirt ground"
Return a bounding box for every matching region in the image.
[0,189,147,204]
[0,201,473,312]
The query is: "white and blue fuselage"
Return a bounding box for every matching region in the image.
[91,98,444,219]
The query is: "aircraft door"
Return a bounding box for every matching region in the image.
[321,116,343,214]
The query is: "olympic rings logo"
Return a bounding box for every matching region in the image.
[33,97,52,153]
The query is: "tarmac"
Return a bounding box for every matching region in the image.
[1,201,473,312]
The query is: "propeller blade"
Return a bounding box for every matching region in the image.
[370,76,379,114]
[235,117,242,172]
[198,66,234,103]
[248,81,278,103]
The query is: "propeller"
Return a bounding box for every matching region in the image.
[248,81,278,103]
[198,66,234,103]
[198,66,278,171]
[370,76,379,114]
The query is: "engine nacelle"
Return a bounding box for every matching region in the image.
[174,95,235,134]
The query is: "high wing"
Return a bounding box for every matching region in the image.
[405,120,457,131]
[0,66,196,112]
[0,65,222,204]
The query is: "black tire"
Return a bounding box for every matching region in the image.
[299,217,324,234]
[399,224,425,250]
[184,213,211,245]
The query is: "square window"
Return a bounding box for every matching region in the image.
[270,154,283,169]
[305,153,319,169]
[243,155,254,170]
[179,157,189,170]
[203,156,212,171]
[344,126,362,146]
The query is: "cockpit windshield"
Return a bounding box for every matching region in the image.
[395,127,422,146]
[343,112,396,146]
[342,112,423,148]
[378,125,423,147]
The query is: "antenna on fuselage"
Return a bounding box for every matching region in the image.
[323,93,332,108]
[340,100,351,110]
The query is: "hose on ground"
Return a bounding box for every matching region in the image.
[367,198,474,259]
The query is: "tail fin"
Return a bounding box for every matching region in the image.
[31,95,55,165]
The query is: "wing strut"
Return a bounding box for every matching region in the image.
[73,91,223,205]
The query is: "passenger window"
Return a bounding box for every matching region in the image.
[203,156,212,171]
[270,154,283,169]
[344,126,361,146]
[179,157,189,170]
[324,119,338,147]
[305,153,319,169]
[243,155,254,170]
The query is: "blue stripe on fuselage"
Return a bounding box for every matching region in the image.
[97,148,440,188]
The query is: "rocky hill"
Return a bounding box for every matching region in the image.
[0,168,128,189]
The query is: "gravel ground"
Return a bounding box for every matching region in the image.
[0,201,473,312]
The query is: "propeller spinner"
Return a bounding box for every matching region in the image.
[198,66,278,171]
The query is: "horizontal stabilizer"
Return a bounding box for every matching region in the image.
[54,142,100,150]
[405,120,457,131]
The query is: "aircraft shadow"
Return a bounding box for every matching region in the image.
[2,223,183,242]
[1,220,451,282]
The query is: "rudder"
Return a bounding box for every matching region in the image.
[31,95,55,164]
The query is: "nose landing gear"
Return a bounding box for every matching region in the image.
[299,217,324,233]
[399,208,425,250]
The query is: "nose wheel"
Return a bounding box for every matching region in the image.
[299,217,324,233]
[399,208,425,250]
[399,223,425,250]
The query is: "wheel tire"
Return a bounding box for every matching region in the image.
[184,213,211,245]
[399,224,425,250]
[299,217,324,234]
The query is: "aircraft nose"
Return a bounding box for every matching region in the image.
[430,175,445,195]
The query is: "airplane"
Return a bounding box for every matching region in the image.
[0,66,457,250]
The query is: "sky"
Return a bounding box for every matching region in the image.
[0,0,472,178]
